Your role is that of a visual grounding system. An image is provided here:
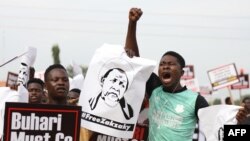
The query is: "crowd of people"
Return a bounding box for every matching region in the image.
[0,7,249,141]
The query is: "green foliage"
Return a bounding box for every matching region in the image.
[66,65,74,78]
[212,98,221,105]
[80,65,88,77]
[234,99,240,106]
[52,44,60,64]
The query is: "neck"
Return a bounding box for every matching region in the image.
[163,83,184,93]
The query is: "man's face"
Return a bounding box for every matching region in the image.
[158,55,183,90]
[68,91,80,99]
[101,69,128,107]
[45,68,69,101]
[244,99,250,111]
[28,83,44,104]
[67,91,80,105]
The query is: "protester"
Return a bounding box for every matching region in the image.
[225,96,233,105]
[44,64,70,105]
[43,64,94,141]
[67,88,81,106]
[27,78,45,104]
[0,47,36,140]
[124,7,248,141]
[238,96,250,124]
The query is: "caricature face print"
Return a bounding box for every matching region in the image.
[101,68,128,107]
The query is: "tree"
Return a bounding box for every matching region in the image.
[51,44,60,64]
[213,98,221,105]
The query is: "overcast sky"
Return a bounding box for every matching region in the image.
[1,0,250,101]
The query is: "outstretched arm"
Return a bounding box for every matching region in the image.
[125,8,143,57]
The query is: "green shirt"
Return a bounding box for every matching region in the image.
[148,86,198,141]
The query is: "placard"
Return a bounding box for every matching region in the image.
[207,63,239,90]
[6,72,18,88]
[231,74,249,89]
[181,65,195,80]
[79,43,156,138]
[3,102,81,141]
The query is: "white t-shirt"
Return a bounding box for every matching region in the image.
[0,86,28,139]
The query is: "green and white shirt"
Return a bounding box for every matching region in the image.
[148,86,198,141]
[146,73,208,141]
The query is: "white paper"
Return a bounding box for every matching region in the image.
[79,43,156,138]
[198,105,241,141]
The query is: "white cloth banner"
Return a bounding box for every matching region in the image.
[0,86,28,139]
[70,74,85,90]
[198,105,241,141]
[79,43,156,138]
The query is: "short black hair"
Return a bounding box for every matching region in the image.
[27,78,44,88]
[44,64,67,82]
[162,51,186,68]
[70,88,81,94]
[225,97,232,104]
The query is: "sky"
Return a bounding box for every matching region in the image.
[0,0,250,101]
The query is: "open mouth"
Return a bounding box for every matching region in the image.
[163,72,171,79]
[161,72,171,83]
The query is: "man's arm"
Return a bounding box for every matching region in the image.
[195,95,209,119]
[124,8,142,57]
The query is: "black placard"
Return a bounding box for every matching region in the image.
[3,102,81,141]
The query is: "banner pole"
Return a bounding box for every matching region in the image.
[239,89,243,103]
[227,86,235,105]
[0,51,27,67]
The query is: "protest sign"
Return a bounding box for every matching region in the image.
[181,78,200,92]
[79,43,156,138]
[6,72,18,88]
[3,102,81,141]
[207,63,239,90]
[89,97,149,141]
[181,65,195,80]
[231,74,249,89]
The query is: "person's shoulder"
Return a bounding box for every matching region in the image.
[185,89,199,96]
[196,94,209,108]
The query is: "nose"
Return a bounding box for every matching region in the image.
[30,91,38,96]
[162,64,170,70]
[58,79,66,85]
